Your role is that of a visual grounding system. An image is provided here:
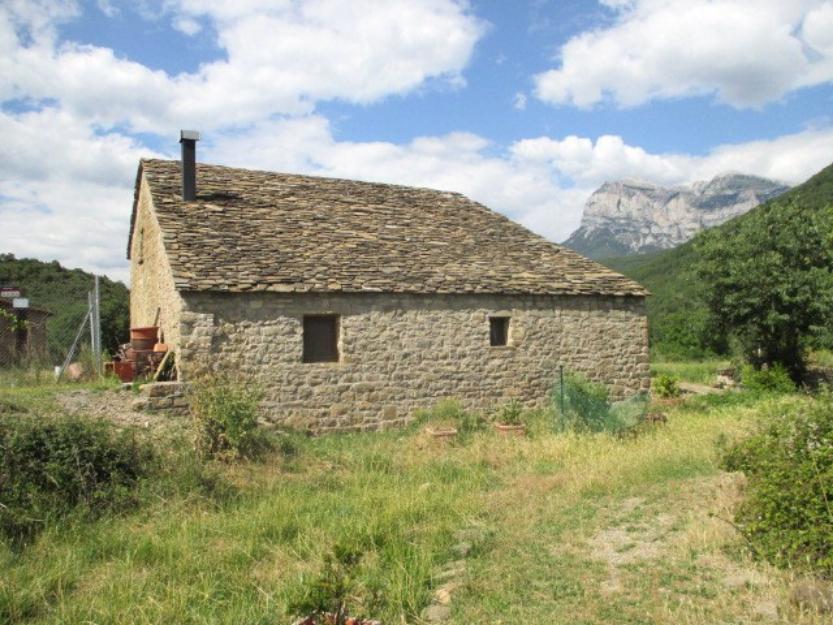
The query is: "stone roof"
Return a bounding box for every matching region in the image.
[128,159,647,297]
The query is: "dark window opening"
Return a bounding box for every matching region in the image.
[303,315,340,363]
[138,228,145,264]
[490,317,509,347]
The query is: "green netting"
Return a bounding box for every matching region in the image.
[552,370,649,434]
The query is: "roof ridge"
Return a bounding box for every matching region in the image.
[140,158,469,197]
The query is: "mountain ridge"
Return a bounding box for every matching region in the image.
[564,173,789,259]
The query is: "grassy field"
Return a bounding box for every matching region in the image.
[0,379,828,624]
[650,359,729,385]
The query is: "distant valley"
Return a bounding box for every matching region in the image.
[563,173,789,259]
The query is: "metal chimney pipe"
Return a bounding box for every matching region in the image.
[179,130,200,201]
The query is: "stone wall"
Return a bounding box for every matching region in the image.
[129,176,185,352]
[132,381,189,415]
[177,292,649,433]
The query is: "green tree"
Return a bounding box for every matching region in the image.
[695,196,833,381]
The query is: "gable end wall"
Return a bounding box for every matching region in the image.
[129,175,184,351]
[177,292,649,433]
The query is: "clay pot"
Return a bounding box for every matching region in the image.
[113,360,134,383]
[131,337,155,350]
[291,614,381,625]
[494,423,526,437]
[153,342,169,353]
[130,327,158,350]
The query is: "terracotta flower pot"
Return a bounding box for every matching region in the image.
[113,360,134,383]
[130,326,158,342]
[493,423,526,437]
[291,613,381,625]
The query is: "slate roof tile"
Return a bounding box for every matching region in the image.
[128,159,648,297]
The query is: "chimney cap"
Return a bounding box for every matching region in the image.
[180,130,200,142]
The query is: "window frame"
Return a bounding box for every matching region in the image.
[302,314,341,363]
[489,316,510,347]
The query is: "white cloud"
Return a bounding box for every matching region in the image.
[1,0,485,133]
[513,92,527,110]
[0,108,162,282]
[172,16,202,36]
[535,0,833,109]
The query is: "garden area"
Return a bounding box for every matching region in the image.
[1,358,832,625]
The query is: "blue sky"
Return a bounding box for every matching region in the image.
[2,0,833,282]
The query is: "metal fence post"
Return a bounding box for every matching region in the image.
[93,275,101,375]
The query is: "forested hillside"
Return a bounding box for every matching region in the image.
[0,254,129,362]
[602,161,833,360]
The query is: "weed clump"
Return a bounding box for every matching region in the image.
[189,377,270,461]
[416,399,487,438]
[0,415,153,543]
[496,398,524,425]
[653,374,681,398]
[287,542,366,625]
[740,363,795,394]
[722,393,833,576]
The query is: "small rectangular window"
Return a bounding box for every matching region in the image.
[303,315,340,362]
[489,317,509,347]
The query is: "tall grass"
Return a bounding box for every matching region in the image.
[650,359,730,385]
[0,386,825,625]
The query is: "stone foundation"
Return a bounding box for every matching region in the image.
[132,381,189,415]
[176,292,650,433]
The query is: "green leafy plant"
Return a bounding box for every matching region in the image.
[288,542,365,625]
[189,377,269,461]
[740,363,795,394]
[0,415,153,543]
[416,399,486,437]
[652,374,681,398]
[722,394,833,576]
[497,398,524,425]
[0,307,29,332]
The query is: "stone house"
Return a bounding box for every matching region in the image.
[128,134,649,432]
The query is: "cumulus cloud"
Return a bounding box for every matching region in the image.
[534,0,833,108]
[0,108,163,280]
[1,0,485,132]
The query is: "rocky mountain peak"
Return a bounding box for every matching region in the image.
[563,173,789,259]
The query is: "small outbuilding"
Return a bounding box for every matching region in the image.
[128,134,649,432]
[0,299,49,367]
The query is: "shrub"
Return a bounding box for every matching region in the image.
[417,399,486,437]
[189,377,269,461]
[552,372,645,434]
[287,541,365,624]
[741,363,795,394]
[721,394,833,576]
[653,374,681,398]
[0,415,153,543]
[497,399,524,425]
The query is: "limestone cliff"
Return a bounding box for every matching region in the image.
[563,174,789,258]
